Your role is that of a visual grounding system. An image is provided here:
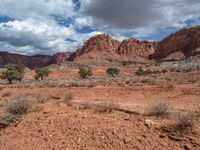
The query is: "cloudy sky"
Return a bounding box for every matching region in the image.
[0,0,200,55]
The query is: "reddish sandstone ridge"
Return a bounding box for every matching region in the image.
[117,39,156,64]
[151,25,200,59]
[72,34,121,64]
[72,34,156,65]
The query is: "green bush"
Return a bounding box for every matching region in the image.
[0,64,25,84]
[135,67,152,76]
[78,65,92,79]
[106,67,120,77]
[34,67,50,80]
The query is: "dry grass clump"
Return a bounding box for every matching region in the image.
[64,93,73,102]
[95,101,117,113]
[79,101,92,110]
[2,92,12,97]
[173,111,200,128]
[0,94,32,128]
[0,113,21,128]
[182,88,200,96]
[146,101,169,117]
[36,94,52,103]
[5,94,31,115]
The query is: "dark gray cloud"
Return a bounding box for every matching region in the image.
[80,0,200,29]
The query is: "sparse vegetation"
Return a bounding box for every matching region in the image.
[95,101,116,113]
[78,65,92,79]
[2,92,12,97]
[135,67,152,76]
[34,67,50,80]
[80,101,92,110]
[146,101,169,117]
[0,113,21,128]
[36,94,51,103]
[5,94,31,115]
[0,64,25,84]
[173,111,200,128]
[0,94,31,128]
[64,93,73,102]
[106,67,120,77]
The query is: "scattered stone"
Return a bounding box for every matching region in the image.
[144,119,154,129]
[112,129,117,135]
[43,110,50,114]
[159,134,166,138]
[124,137,131,144]
[184,144,191,150]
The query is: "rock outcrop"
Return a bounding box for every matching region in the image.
[72,34,121,65]
[72,34,156,65]
[117,39,156,64]
[151,26,200,60]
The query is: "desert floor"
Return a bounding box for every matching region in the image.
[0,67,200,150]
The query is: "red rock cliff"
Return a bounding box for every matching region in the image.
[151,25,200,59]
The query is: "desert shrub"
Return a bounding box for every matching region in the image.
[80,101,92,110]
[146,101,169,117]
[0,64,25,84]
[106,67,120,77]
[78,65,92,79]
[36,94,51,103]
[68,82,79,87]
[0,113,21,128]
[95,101,116,113]
[34,67,50,80]
[173,111,199,128]
[64,93,73,101]
[5,94,31,115]
[2,92,12,97]
[87,83,95,88]
[135,67,152,76]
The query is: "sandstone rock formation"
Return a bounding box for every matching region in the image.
[72,34,156,65]
[71,34,121,65]
[151,26,200,60]
[117,39,156,64]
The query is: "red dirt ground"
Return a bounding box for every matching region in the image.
[0,69,200,150]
